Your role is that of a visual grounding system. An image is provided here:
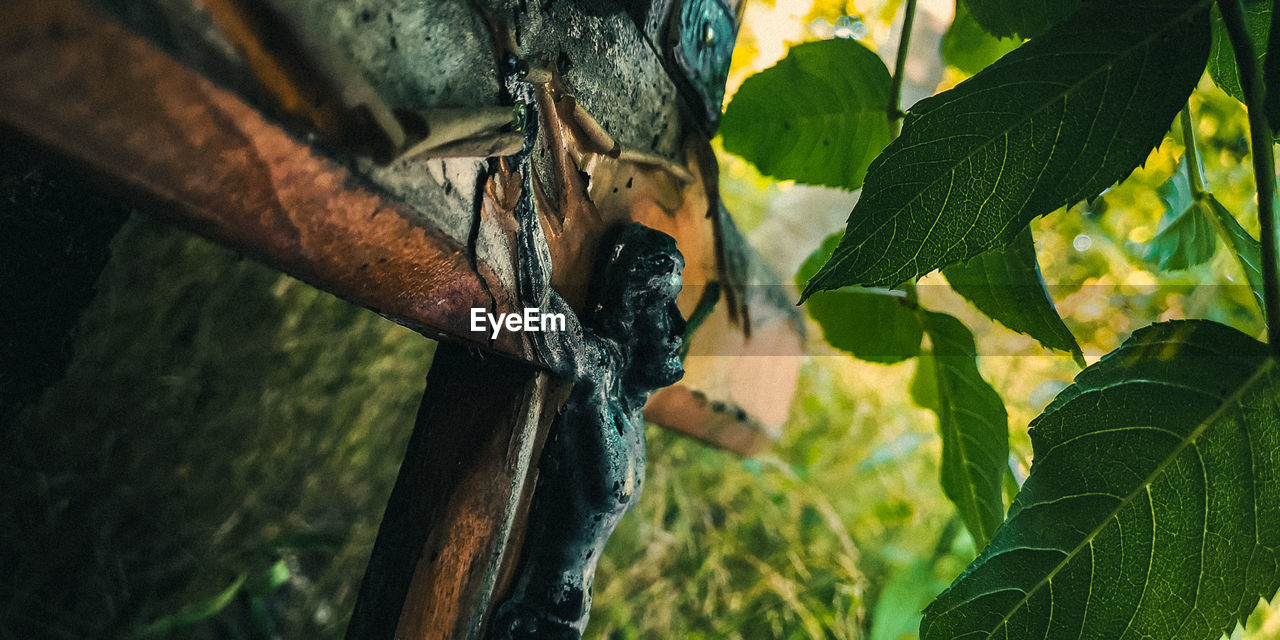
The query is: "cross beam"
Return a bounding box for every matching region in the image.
[0,0,531,360]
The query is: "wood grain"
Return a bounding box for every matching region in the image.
[0,0,528,358]
[346,343,570,640]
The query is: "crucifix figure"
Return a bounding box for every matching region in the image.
[0,0,810,638]
[490,222,686,639]
[484,72,687,633]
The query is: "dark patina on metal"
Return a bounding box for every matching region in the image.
[470,41,688,637]
[491,206,686,639]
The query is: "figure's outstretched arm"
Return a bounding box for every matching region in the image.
[510,150,593,383]
[490,166,630,640]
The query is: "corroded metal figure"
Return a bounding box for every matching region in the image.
[463,41,688,637]
[489,221,686,639]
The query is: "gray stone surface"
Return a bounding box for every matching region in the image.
[273,0,502,109]
[97,0,688,300]
[509,0,682,160]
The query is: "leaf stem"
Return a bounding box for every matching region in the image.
[1218,0,1280,354]
[892,0,920,305]
[902,281,920,309]
[888,0,919,137]
[1179,105,1208,199]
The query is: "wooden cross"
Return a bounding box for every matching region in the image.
[0,0,805,637]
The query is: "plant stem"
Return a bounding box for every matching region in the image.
[903,281,920,308]
[1179,105,1208,199]
[1219,0,1280,354]
[890,0,919,302]
[888,0,919,137]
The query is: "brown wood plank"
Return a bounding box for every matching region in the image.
[346,342,570,640]
[0,0,528,359]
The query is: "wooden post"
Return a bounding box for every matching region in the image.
[346,343,569,640]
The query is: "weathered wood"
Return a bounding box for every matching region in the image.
[649,279,807,456]
[0,0,804,455]
[0,0,529,359]
[347,343,570,640]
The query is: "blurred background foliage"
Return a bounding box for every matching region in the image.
[4,0,1280,638]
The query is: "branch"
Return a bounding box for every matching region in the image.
[888,0,918,137]
[892,0,920,306]
[1218,0,1280,355]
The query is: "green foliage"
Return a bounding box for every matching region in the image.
[958,0,1080,39]
[1135,126,1266,316]
[720,38,892,191]
[942,227,1084,363]
[129,559,291,639]
[868,552,956,640]
[921,321,1279,640]
[1147,198,1220,269]
[797,232,1013,547]
[870,561,948,640]
[913,313,1008,549]
[1206,195,1269,312]
[18,1,1280,639]
[130,574,248,639]
[591,421,867,639]
[745,0,1280,636]
[1207,1,1271,106]
[802,1,1212,297]
[796,234,922,364]
[1144,159,1220,270]
[940,1,1021,76]
[908,353,940,412]
[867,519,978,640]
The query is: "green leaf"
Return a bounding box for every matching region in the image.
[1205,195,1268,313]
[910,353,940,411]
[1207,0,1270,105]
[1143,160,1219,270]
[942,226,1084,364]
[960,0,1079,40]
[942,1,1023,76]
[918,311,1009,549]
[1158,155,1197,216]
[131,573,247,638]
[796,234,922,363]
[801,1,1212,299]
[921,320,1280,640]
[244,558,291,596]
[720,38,892,191]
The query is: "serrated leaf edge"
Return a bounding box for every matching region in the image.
[803,0,1213,299]
[927,354,1274,639]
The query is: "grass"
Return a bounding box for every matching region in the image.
[1,214,957,640]
[5,214,1278,639]
[2,217,432,638]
